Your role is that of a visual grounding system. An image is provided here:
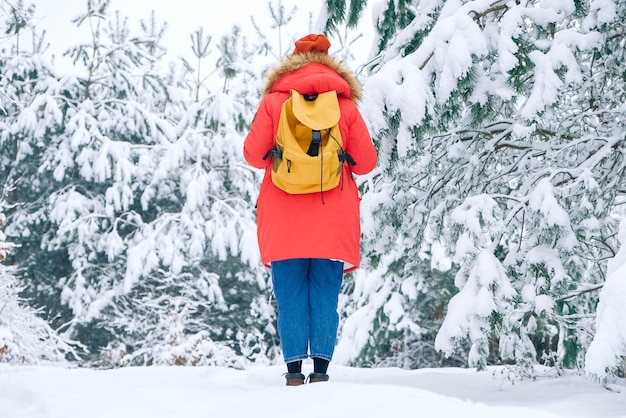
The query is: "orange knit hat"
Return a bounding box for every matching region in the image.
[292,34,331,55]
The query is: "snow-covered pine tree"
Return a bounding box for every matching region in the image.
[2,1,261,364]
[355,0,625,374]
[1,0,181,361]
[0,0,80,346]
[2,0,270,366]
[0,183,72,364]
[98,24,274,367]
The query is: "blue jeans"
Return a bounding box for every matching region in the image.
[271,258,344,363]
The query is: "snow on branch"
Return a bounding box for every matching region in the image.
[585,219,626,381]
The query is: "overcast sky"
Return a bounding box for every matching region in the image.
[22,1,332,64]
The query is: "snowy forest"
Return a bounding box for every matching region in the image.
[1,0,625,384]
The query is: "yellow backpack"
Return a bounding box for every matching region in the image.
[263,89,355,195]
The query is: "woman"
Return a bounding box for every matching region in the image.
[244,33,377,385]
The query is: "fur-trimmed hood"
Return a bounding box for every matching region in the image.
[262,52,363,102]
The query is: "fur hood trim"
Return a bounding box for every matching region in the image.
[262,52,363,102]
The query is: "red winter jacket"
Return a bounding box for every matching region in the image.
[243,52,377,272]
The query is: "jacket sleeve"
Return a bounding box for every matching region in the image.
[244,96,275,169]
[342,101,377,176]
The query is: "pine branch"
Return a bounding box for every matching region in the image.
[420,1,508,70]
[468,2,508,23]
[555,284,603,303]
[419,51,434,71]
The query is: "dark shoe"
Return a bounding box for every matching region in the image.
[285,372,306,386]
[307,372,330,383]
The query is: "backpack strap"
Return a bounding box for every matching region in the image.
[339,150,356,166]
[263,148,282,162]
[306,130,322,157]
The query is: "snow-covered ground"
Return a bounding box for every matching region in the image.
[1,364,624,418]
